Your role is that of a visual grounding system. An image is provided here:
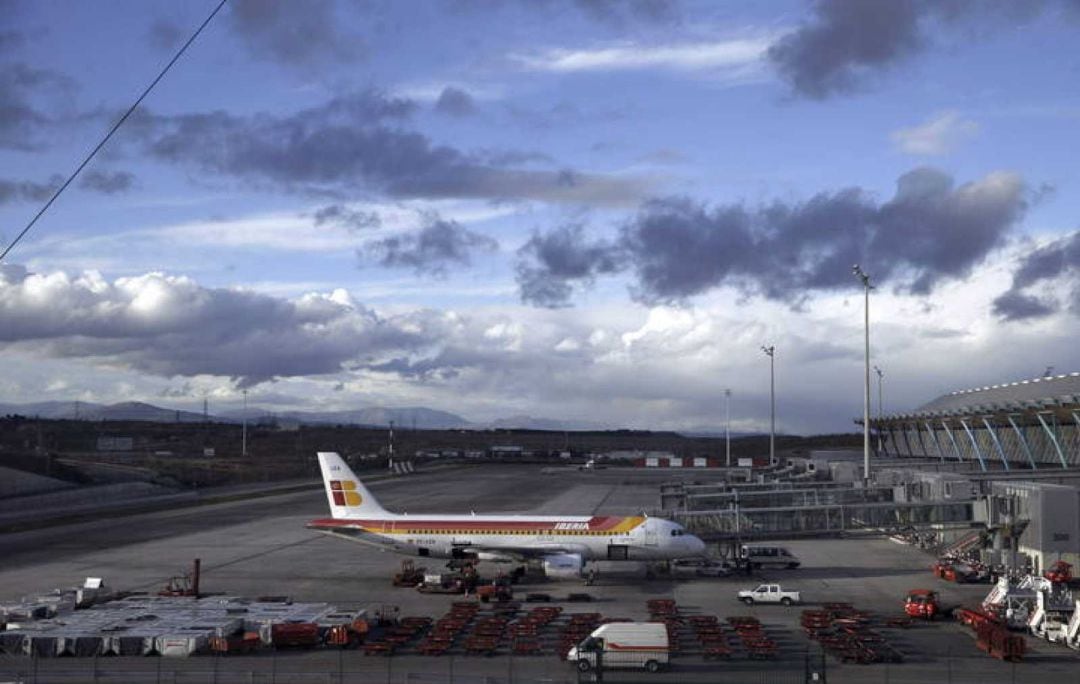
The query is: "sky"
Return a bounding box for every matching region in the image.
[1,0,1080,434]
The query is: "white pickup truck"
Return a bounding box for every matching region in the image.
[737,584,801,606]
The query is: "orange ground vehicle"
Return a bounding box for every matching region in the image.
[904,589,940,619]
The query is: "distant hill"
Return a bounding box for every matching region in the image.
[219,406,473,430]
[487,414,604,431]
[0,400,736,433]
[0,400,470,430]
[0,400,205,423]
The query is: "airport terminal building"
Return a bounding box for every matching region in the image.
[872,373,1080,470]
[865,373,1080,574]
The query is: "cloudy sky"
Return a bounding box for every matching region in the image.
[1,0,1079,434]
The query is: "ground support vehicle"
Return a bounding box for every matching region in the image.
[1045,561,1073,584]
[904,589,941,619]
[208,632,260,654]
[933,561,988,583]
[417,573,465,594]
[739,545,801,569]
[1065,601,1080,650]
[270,623,321,649]
[955,607,1025,661]
[982,576,1038,629]
[738,584,801,606]
[1027,577,1076,644]
[567,622,669,673]
[392,560,426,587]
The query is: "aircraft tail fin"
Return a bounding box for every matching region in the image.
[317,452,390,519]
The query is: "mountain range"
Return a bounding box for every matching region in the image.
[0,400,619,432]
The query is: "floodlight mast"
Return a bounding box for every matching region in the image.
[760,345,775,467]
[853,264,872,487]
[874,365,884,454]
[724,388,732,467]
[242,389,248,457]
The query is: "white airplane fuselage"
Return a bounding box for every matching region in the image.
[308,512,704,562]
[306,452,706,569]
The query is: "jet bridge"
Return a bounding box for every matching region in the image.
[670,499,976,541]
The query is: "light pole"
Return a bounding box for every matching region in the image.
[388,420,395,471]
[760,346,775,467]
[241,389,248,457]
[874,365,884,454]
[724,389,732,467]
[853,264,872,486]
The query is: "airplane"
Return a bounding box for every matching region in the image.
[306,452,707,578]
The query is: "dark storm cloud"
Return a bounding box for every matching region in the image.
[991,291,1057,321]
[362,217,498,276]
[767,0,923,99]
[134,91,646,206]
[78,169,134,194]
[228,0,361,66]
[993,230,1080,320]
[516,223,625,307]
[313,204,381,231]
[769,0,1078,99]
[434,87,476,117]
[515,168,1030,306]
[0,174,62,204]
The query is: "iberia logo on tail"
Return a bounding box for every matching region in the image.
[330,480,363,507]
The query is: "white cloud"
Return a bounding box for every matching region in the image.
[2,238,1078,434]
[514,37,773,75]
[891,111,980,156]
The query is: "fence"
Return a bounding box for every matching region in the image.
[2,647,1076,684]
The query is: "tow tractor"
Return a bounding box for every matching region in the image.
[905,589,941,620]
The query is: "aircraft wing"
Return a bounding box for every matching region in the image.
[460,542,591,560]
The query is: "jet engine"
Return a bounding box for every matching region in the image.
[542,553,584,579]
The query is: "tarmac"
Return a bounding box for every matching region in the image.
[1,463,1079,683]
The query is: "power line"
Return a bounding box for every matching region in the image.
[0,0,229,264]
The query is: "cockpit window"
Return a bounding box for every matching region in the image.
[670,529,684,536]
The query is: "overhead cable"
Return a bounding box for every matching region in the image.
[0,0,229,263]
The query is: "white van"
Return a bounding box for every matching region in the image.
[740,545,801,569]
[567,622,669,673]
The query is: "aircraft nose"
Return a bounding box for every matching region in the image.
[689,534,706,555]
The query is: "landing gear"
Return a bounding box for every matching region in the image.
[585,566,600,586]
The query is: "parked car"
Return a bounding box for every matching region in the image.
[740,545,801,569]
[737,584,801,606]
